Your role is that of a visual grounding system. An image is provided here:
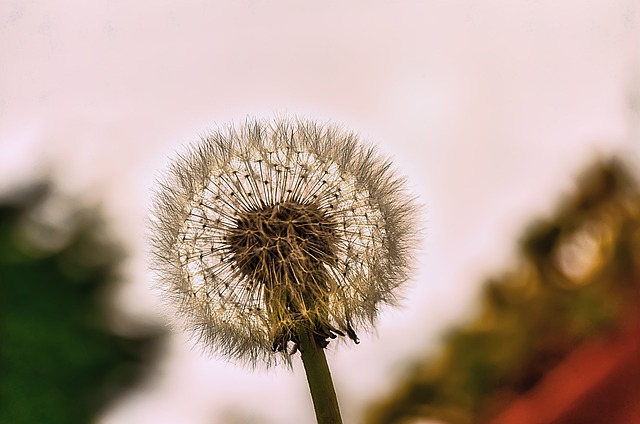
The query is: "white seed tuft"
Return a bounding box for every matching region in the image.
[150,117,419,367]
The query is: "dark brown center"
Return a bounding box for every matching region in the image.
[225,201,338,289]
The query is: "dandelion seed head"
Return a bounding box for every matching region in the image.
[151,117,419,366]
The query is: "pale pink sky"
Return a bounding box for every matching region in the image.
[1,1,639,423]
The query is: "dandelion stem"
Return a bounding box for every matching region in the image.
[299,328,343,424]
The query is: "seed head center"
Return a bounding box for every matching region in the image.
[226,201,338,286]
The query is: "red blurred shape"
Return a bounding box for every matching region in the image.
[492,297,640,424]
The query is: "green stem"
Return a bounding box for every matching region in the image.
[298,328,343,424]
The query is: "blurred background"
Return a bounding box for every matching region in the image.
[1,1,639,423]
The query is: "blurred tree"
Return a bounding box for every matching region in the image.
[366,159,640,424]
[0,183,165,424]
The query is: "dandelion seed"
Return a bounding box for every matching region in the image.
[150,117,418,367]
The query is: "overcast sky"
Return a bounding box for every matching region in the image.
[1,1,639,423]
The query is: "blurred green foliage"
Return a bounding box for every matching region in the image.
[366,160,640,424]
[0,184,164,424]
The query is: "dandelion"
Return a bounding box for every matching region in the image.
[150,117,418,423]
